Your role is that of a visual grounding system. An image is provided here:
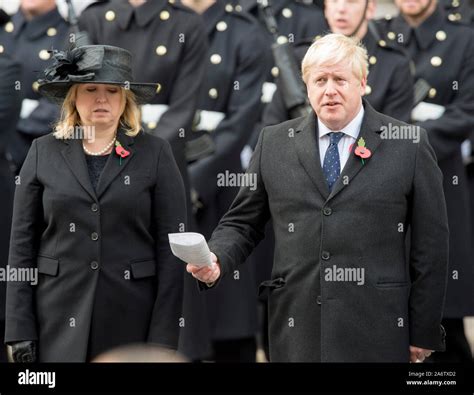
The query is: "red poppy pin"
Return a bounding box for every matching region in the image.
[115,140,130,165]
[354,137,371,165]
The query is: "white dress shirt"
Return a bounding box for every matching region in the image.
[318,106,365,171]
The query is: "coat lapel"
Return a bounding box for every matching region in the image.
[61,138,97,201]
[294,112,330,200]
[95,129,135,199]
[328,102,384,200]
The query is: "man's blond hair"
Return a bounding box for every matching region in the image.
[301,33,369,83]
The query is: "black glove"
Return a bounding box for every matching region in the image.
[10,340,37,363]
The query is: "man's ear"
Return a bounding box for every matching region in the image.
[359,76,367,96]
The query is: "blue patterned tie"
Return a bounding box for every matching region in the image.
[323,132,344,191]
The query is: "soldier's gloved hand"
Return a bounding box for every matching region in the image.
[10,340,37,363]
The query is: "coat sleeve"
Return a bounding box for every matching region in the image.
[147,140,186,348]
[5,139,43,344]
[381,55,414,123]
[414,35,474,161]
[206,129,271,278]
[189,24,271,204]
[408,129,449,351]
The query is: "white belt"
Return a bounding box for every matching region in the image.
[411,101,445,122]
[20,99,40,119]
[195,110,225,132]
[141,104,170,128]
[261,82,277,104]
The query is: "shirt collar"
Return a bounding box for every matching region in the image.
[318,104,364,140]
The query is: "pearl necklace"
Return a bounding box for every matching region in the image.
[83,136,116,156]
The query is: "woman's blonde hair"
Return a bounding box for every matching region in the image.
[301,33,369,84]
[53,84,142,139]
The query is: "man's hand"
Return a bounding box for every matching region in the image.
[409,345,433,362]
[10,340,37,363]
[186,252,221,284]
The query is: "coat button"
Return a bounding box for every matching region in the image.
[323,207,332,216]
[322,251,330,260]
[156,45,167,56]
[90,261,99,270]
[91,232,99,241]
[47,27,57,37]
[4,21,14,33]
[91,203,98,212]
[105,10,115,21]
[317,295,322,305]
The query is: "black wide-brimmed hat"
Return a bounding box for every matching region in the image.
[38,45,158,105]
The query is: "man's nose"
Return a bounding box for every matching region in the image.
[324,80,337,95]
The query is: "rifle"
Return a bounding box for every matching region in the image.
[257,0,312,119]
[65,0,91,47]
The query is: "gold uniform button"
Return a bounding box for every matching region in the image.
[216,21,228,31]
[4,22,14,33]
[156,45,167,56]
[385,14,392,21]
[156,83,162,93]
[448,13,456,21]
[387,31,396,40]
[32,81,40,92]
[39,49,51,60]
[0,45,4,54]
[369,56,377,65]
[452,0,459,7]
[282,8,293,18]
[168,0,175,3]
[378,39,386,47]
[160,10,170,20]
[47,27,57,37]
[277,35,288,44]
[428,88,437,98]
[225,4,233,12]
[365,85,372,95]
[105,10,115,21]
[210,54,222,64]
[436,30,447,41]
[431,56,442,67]
[147,122,157,129]
[271,66,279,78]
[209,88,218,99]
[235,4,242,12]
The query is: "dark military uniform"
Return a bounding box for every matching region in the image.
[79,0,208,200]
[263,29,414,126]
[378,5,474,362]
[180,1,271,362]
[0,7,69,172]
[232,0,327,146]
[441,0,473,25]
[0,11,22,362]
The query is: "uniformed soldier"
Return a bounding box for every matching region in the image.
[231,0,327,150]
[377,0,474,362]
[180,0,271,362]
[0,0,70,173]
[79,0,208,213]
[0,9,22,364]
[264,0,414,126]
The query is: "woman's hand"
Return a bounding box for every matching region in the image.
[186,252,221,285]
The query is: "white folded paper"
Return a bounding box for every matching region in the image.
[168,232,212,267]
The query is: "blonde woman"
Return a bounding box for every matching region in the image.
[5,45,186,362]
